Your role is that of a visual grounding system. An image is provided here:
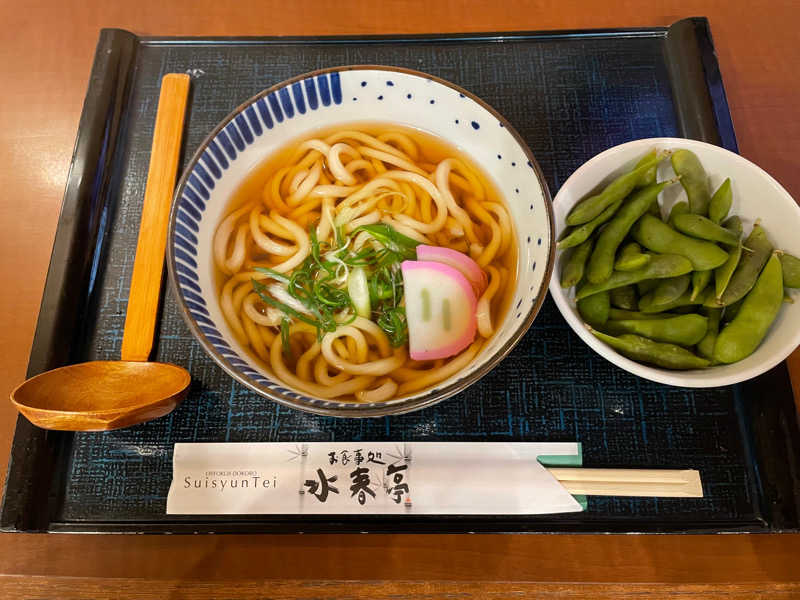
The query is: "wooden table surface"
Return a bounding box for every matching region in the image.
[2,1,799,598]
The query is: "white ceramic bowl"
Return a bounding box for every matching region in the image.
[549,137,800,387]
[168,66,554,416]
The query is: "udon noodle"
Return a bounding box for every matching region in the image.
[213,125,516,402]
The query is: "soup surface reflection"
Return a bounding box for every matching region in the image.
[213,124,517,402]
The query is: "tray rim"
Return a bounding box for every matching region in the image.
[2,17,798,535]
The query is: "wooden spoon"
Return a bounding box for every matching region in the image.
[10,74,192,431]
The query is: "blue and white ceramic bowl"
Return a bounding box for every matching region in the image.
[168,66,554,416]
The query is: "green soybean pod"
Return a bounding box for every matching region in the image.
[722,215,743,237]
[713,253,783,363]
[691,270,712,301]
[587,181,671,283]
[560,238,593,288]
[712,223,773,307]
[558,197,624,249]
[632,215,729,271]
[590,330,710,369]
[608,308,663,320]
[635,149,658,188]
[709,178,732,224]
[566,154,661,225]
[639,287,712,313]
[778,252,800,288]
[671,149,711,215]
[696,308,722,360]
[604,314,708,346]
[637,279,658,295]
[575,254,693,300]
[615,243,651,272]
[577,290,610,328]
[610,285,638,310]
[714,242,742,299]
[652,274,691,306]
[668,201,690,225]
[673,213,740,246]
[722,298,744,323]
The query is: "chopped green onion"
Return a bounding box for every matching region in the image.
[314,280,350,308]
[348,267,371,318]
[355,223,420,260]
[251,222,414,346]
[253,266,289,283]
[376,307,408,347]
[309,227,334,274]
[252,279,322,329]
[334,224,345,248]
[280,318,292,359]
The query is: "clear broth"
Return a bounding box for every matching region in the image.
[217,123,518,390]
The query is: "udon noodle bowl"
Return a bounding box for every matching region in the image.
[213,124,516,403]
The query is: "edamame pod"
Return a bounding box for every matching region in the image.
[632,215,729,270]
[778,252,800,288]
[691,270,712,301]
[615,242,650,272]
[652,274,691,306]
[604,314,708,346]
[710,223,773,307]
[673,213,740,246]
[637,279,658,295]
[709,178,732,224]
[577,291,610,328]
[587,181,671,283]
[713,253,783,363]
[723,215,743,237]
[575,254,693,300]
[560,238,593,288]
[714,242,742,299]
[668,201,690,225]
[566,155,661,225]
[635,149,658,188]
[639,287,712,313]
[722,298,744,322]
[558,197,624,249]
[610,285,638,310]
[609,308,662,320]
[671,149,710,215]
[696,308,722,360]
[590,330,710,369]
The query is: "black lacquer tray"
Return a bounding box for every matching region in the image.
[2,17,798,533]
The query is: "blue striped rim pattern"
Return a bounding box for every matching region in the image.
[171,72,357,407]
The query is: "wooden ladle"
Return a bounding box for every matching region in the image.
[10,74,192,431]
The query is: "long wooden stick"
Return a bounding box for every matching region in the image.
[121,74,190,362]
[546,468,703,497]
